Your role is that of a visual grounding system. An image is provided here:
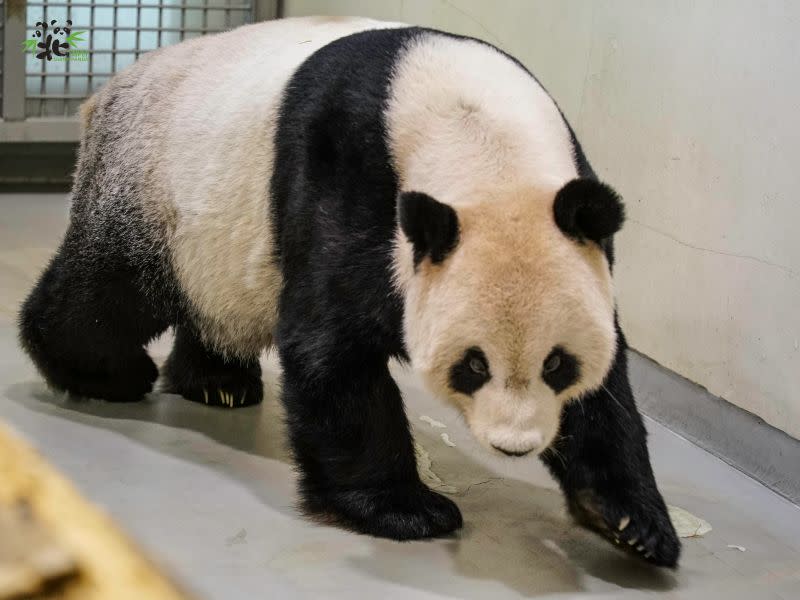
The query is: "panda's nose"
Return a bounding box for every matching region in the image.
[492,445,533,457]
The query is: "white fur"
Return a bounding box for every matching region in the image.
[162,17,404,356]
[94,17,402,357]
[386,34,578,205]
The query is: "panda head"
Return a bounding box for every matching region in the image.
[395,178,625,457]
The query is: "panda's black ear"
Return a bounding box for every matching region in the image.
[553,178,625,243]
[398,191,460,266]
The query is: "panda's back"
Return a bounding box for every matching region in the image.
[78,17,403,355]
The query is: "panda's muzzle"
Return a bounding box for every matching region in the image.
[487,427,544,457]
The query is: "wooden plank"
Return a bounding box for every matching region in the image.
[0,424,191,600]
[0,501,78,598]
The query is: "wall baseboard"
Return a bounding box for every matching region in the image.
[628,349,800,506]
[0,143,76,189]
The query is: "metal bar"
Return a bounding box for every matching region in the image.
[135,0,141,60]
[31,48,159,55]
[157,0,162,49]
[112,1,117,74]
[28,71,114,77]
[119,24,235,33]
[25,2,252,10]
[41,25,247,33]
[2,0,26,120]
[27,93,93,99]
[202,0,207,44]
[180,0,185,42]
[64,0,72,116]
[40,2,48,117]
[88,0,94,96]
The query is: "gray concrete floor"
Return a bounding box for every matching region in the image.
[1,193,799,599]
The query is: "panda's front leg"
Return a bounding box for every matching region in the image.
[280,353,463,540]
[540,323,681,567]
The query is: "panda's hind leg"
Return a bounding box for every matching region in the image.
[19,247,167,403]
[161,325,263,408]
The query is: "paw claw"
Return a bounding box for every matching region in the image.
[567,486,681,567]
[166,375,263,409]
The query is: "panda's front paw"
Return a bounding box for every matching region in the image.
[568,487,681,568]
[305,483,463,540]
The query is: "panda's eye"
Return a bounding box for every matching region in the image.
[469,356,488,375]
[450,347,491,395]
[541,347,580,393]
[543,353,561,374]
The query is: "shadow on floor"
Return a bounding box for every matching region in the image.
[5,379,678,597]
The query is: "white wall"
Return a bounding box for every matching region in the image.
[282,0,800,439]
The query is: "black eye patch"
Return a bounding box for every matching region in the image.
[449,347,491,395]
[541,346,580,393]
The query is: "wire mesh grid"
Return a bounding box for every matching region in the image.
[23,0,252,118]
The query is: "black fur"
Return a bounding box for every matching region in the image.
[19,243,163,403]
[271,28,460,540]
[541,346,580,394]
[449,346,491,395]
[161,326,263,407]
[553,178,626,244]
[398,191,460,266]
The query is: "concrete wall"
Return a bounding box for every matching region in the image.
[281,0,800,439]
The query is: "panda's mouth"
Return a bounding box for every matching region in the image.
[491,444,533,457]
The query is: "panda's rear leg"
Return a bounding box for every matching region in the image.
[161,325,263,408]
[19,252,166,403]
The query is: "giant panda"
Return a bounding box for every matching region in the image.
[19,16,680,566]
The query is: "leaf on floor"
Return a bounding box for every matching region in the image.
[419,415,447,429]
[667,505,712,538]
[414,441,458,494]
